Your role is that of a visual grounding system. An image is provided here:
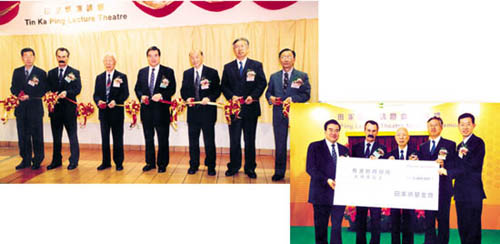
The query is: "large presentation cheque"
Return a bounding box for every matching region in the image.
[333,157,439,210]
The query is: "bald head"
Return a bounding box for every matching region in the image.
[102,52,117,72]
[189,49,204,69]
[395,127,410,148]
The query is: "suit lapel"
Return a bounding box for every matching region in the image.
[289,69,298,84]
[63,66,71,80]
[112,70,119,81]
[322,140,333,165]
[200,66,207,80]
[154,66,163,92]
[370,142,378,155]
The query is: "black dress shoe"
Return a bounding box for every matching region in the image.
[272,174,284,181]
[67,164,78,170]
[187,167,198,174]
[97,163,111,170]
[116,165,123,171]
[225,169,238,176]
[15,162,30,170]
[142,164,156,172]
[31,164,41,170]
[46,163,62,170]
[158,167,166,173]
[207,167,216,176]
[245,170,257,179]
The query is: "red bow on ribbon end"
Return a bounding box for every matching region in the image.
[77,102,95,127]
[0,92,21,124]
[42,91,58,113]
[125,100,141,128]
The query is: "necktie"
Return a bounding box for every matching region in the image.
[400,150,405,160]
[283,72,289,91]
[106,74,111,102]
[365,143,371,158]
[195,70,200,101]
[25,70,29,81]
[239,61,243,77]
[331,144,337,163]
[430,140,436,155]
[59,68,64,83]
[149,68,155,96]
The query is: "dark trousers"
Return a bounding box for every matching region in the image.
[142,122,169,168]
[16,114,44,165]
[227,116,258,172]
[356,207,381,244]
[313,204,346,244]
[50,112,79,165]
[456,200,483,244]
[99,118,124,166]
[424,194,450,244]
[272,111,288,176]
[391,208,415,244]
[188,120,216,169]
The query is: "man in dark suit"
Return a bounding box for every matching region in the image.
[93,53,129,171]
[46,47,82,170]
[134,46,176,173]
[386,127,417,244]
[180,49,221,176]
[221,37,267,178]
[265,48,311,181]
[418,116,456,244]
[306,119,349,244]
[10,48,47,170]
[351,120,386,244]
[440,113,486,244]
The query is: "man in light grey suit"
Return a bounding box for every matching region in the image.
[265,48,311,181]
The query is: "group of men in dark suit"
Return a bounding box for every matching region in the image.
[11,39,309,179]
[306,115,486,244]
[11,47,81,171]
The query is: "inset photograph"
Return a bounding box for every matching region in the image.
[290,102,500,243]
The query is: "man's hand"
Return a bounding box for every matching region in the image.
[438,168,448,176]
[327,178,336,190]
[108,100,116,108]
[98,100,106,109]
[187,97,195,107]
[436,159,444,168]
[388,156,395,160]
[141,95,149,104]
[201,97,210,105]
[245,96,253,105]
[409,155,419,160]
[270,96,277,105]
[369,155,376,160]
[285,97,292,103]
[152,93,162,102]
[19,94,29,101]
[58,91,67,99]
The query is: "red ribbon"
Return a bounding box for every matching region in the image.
[43,92,95,127]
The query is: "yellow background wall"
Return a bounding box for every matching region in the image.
[0,19,318,124]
